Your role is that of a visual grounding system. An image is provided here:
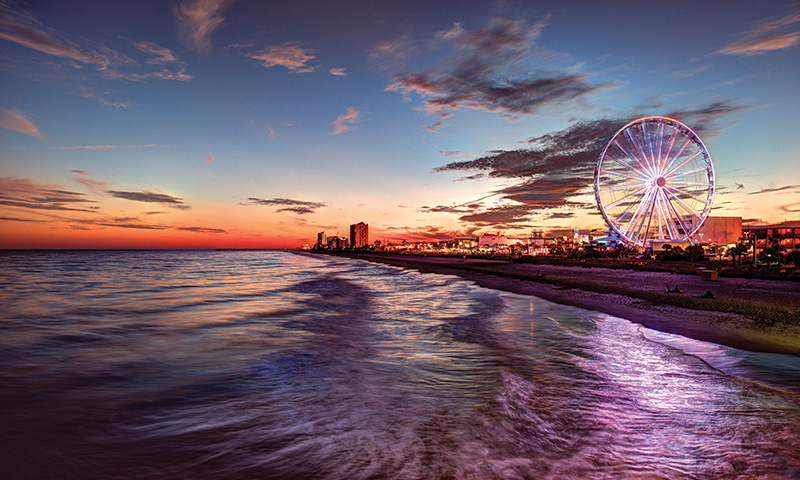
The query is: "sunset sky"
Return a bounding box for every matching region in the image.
[1,0,798,249]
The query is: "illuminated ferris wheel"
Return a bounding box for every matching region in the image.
[594,116,715,249]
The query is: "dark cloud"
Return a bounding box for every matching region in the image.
[664,101,749,137]
[0,176,97,212]
[380,225,480,243]
[243,197,326,215]
[779,204,800,214]
[276,207,316,215]
[77,216,226,234]
[544,212,575,220]
[97,222,165,230]
[177,226,227,234]
[748,184,800,195]
[107,190,189,209]
[0,216,47,222]
[386,17,612,119]
[458,204,537,227]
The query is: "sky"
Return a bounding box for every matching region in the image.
[1,0,799,249]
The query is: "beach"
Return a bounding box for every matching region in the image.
[317,252,800,357]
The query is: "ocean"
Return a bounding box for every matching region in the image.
[1,249,799,479]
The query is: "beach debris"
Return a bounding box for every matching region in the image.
[700,291,715,299]
[665,286,683,293]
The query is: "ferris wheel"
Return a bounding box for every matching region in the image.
[594,116,715,249]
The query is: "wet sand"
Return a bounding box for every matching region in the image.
[318,252,800,357]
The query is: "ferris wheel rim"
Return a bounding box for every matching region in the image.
[594,116,715,249]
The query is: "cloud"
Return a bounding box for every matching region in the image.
[0,108,43,138]
[75,215,226,233]
[0,216,48,222]
[206,151,214,163]
[431,23,465,43]
[101,68,192,82]
[275,207,316,215]
[75,178,112,191]
[71,170,90,175]
[672,65,711,78]
[133,40,178,64]
[367,34,417,71]
[173,0,233,55]
[1,4,192,85]
[330,68,347,76]
[0,177,96,212]
[384,17,610,119]
[106,190,189,209]
[247,41,315,73]
[748,184,800,195]
[779,204,800,214]
[332,107,360,134]
[241,197,326,215]
[177,226,226,234]
[380,225,478,243]
[663,101,749,136]
[458,204,537,227]
[425,121,443,133]
[716,11,800,56]
[0,13,106,66]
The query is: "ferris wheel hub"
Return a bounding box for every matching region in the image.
[656,177,666,187]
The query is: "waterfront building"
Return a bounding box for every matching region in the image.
[696,216,742,245]
[350,222,369,248]
[317,231,327,248]
[478,234,508,248]
[743,220,800,259]
[328,236,349,249]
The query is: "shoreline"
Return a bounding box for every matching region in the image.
[312,251,800,358]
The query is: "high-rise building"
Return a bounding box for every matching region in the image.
[317,231,327,248]
[350,222,368,248]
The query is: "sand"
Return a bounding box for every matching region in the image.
[318,252,800,357]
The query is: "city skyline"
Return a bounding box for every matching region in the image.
[2,0,799,249]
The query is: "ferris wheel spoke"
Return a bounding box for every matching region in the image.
[659,190,682,239]
[612,140,651,176]
[660,136,691,176]
[663,190,699,237]
[655,191,672,239]
[624,129,655,177]
[668,181,710,187]
[640,187,658,245]
[664,185,707,204]
[602,169,647,181]
[664,193,694,239]
[646,121,660,170]
[622,187,655,239]
[605,186,648,209]
[664,188,702,217]
[656,121,665,168]
[611,190,644,225]
[605,151,650,180]
[642,121,656,169]
[664,150,702,178]
[667,166,706,180]
[660,124,678,172]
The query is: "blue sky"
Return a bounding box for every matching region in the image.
[1,0,798,248]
